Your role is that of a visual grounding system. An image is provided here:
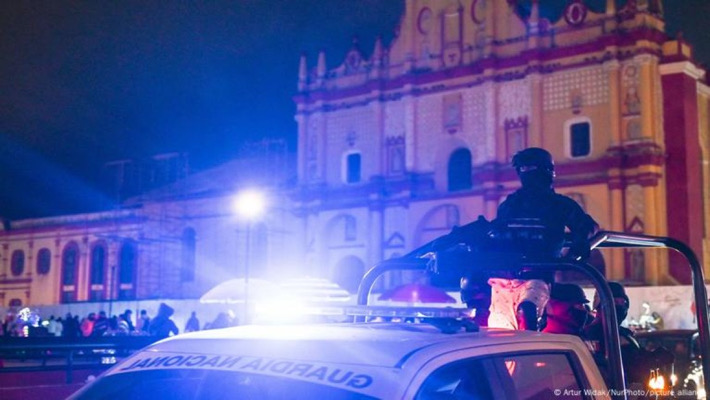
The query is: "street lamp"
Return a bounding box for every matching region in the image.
[233,189,267,324]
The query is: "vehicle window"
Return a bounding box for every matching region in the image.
[71,369,377,400]
[416,352,586,400]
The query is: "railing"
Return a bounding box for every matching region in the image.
[0,336,156,383]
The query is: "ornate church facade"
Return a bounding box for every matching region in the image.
[1,0,709,307]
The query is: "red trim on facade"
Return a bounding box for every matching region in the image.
[662,73,702,284]
[295,29,669,107]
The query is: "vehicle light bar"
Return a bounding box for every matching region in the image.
[343,305,473,319]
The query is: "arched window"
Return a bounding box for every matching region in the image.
[181,228,196,282]
[10,250,24,276]
[118,241,137,300]
[61,242,79,303]
[447,148,472,191]
[36,248,51,275]
[332,256,365,294]
[89,243,107,301]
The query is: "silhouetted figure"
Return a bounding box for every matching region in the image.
[542,283,590,336]
[149,303,179,339]
[184,311,200,333]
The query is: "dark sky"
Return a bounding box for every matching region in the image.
[0,1,707,219]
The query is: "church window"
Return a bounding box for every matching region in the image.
[447,148,472,191]
[181,228,196,282]
[570,122,591,157]
[89,243,106,301]
[36,248,51,275]
[61,242,79,303]
[118,240,137,300]
[344,152,361,183]
[10,250,24,276]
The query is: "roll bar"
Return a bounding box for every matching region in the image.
[356,230,710,400]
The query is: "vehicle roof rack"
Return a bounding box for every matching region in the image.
[355,230,710,400]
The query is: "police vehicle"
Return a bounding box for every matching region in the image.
[68,313,610,399]
[68,230,710,400]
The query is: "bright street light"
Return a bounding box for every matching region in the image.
[233,189,267,220]
[233,188,267,325]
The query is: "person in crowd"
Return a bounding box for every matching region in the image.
[541,283,591,335]
[584,281,637,355]
[184,311,200,333]
[585,282,674,387]
[80,312,96,337]
[47,315,58,337]
[488,148,599,331]
[54,316,63,337]
[92,311,110,336]
[460,273,491,327]
[119,309,135,332]
[639,302,664,331]
[149,303,179,339]
[136,309,150,333]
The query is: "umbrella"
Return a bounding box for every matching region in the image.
[199,278,282,304]
[378,283,457,304]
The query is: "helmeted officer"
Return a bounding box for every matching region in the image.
[487,148,599,331]
[496,147,599,260]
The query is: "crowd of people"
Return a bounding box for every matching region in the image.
[0,303,240,339]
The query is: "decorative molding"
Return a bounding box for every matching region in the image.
[659,61,706,80]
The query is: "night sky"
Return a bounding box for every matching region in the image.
[0,1,707,220]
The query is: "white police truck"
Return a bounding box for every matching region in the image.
[69,231,710,400]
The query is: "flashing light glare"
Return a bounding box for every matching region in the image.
[253,298,310,323]
[697,388,706,399]
[233,190,267,219]
[670,373,678,387]
[648,370,666,390]
[534,362,547,367]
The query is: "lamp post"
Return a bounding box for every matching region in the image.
[233,189,267,324]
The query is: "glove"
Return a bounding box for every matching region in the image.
[568,240,591,261]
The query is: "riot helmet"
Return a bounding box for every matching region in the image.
[511,147,555,189]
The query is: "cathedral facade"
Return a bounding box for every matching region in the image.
[1,0,709,307]
[292,0,709,288]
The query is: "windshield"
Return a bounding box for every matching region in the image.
[70,369,377,400]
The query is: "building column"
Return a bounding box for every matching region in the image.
[660,61,705,284]
[607,179,625,280]
[76,237,89,302]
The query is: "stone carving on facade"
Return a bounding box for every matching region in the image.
[386,136,406,176]
[504,116,528,161]
[441,1,463,68]
[570,89,584,114]
[625,185,645,229]
[443,93,462,134]
[625,86,641,115]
